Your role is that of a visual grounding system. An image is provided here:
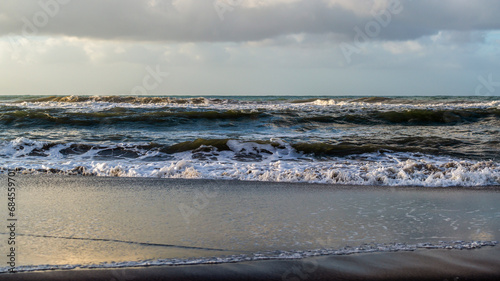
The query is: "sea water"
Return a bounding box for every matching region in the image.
[0,176,498,272]
[0,95,499,272]
[0,95,498,186]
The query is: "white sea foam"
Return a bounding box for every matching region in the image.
[1,96,499,186]
[1,138,498,187]
[311,98,500,110]
[1,97,498,113]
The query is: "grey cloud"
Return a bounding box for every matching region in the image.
[379,0,500,41]
[0,0,499,43]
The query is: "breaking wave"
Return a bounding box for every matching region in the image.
[1,138,499,187]
[1,95,499,186]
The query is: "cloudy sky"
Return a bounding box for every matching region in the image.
[1,0,499,96]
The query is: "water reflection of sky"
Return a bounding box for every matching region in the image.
[4,176,499,268]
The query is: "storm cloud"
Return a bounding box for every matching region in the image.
[0,0,499,96]
[1,0,500,43]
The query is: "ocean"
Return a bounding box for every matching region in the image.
[1,95,500,275]
[0,95,499,186]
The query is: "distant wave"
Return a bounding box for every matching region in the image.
[299,108,500,125]
[0,108,264,126]
[2,95,499,107]
[0,106,498,127]
[20,95,226,105]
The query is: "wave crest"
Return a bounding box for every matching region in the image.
[23,95,224,105]
[1,138,499,187]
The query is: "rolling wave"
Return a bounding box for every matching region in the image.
[1,95,499,186]
[0,107,498,127]
[2,95,499,107]
[1,138,499,186]
[19,95,225,105]
[0,108,264,126]
[299,108,499,125]
[0,137,487,159]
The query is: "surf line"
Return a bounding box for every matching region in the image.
[0,233,234,252]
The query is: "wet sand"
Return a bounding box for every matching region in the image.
[1,247,499,280]
[0,175,499,280]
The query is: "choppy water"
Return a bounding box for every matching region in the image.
[0,95,499,186]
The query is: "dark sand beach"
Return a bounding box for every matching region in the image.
[1,175,499,280]
[1,247,500,281]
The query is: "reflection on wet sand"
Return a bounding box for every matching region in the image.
[0,175,498,271]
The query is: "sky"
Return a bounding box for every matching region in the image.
[0,0,499,96]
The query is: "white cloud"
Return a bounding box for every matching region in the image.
[0,0,500,95]
[1,0,499,43]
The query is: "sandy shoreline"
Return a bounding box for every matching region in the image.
[1,247,499,280]
[1,175,499,280]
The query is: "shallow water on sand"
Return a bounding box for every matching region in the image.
[0,176,498,272]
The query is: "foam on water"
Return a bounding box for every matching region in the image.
[0,241,496,273]
[310,98,500,110]
[1,138,499,186]
[1,96,499,186]
[2,95,499,112]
